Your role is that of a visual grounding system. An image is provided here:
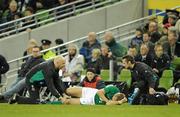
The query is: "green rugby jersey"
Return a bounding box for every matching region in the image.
[94,85,120,105]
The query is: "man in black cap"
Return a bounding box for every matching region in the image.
[55,38,67,55]
[41,39,56,60]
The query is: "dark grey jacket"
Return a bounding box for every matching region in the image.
[26,60,65,98]
[131,62,159,89]
[18,56,44,77]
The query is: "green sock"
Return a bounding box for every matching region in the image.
[47,101,63,105]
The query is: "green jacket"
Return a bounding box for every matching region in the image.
[106,39,127,58]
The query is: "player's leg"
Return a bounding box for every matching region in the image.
[62,98,91,105]
[68,98,81,104]
[66,87,82,98]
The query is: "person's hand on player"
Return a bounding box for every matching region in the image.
[149,87,156,95]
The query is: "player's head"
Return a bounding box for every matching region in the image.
[112,93,126,102]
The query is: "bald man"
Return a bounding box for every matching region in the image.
[9,56,67,104]
[104,31,127,58]
[87,32,97,45]
[135,44,153,66]
[80,32,101,62]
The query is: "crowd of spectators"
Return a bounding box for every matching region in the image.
[0,0,77,24]
[0,8,180,105]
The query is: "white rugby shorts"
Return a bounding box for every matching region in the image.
[80,87,98,105]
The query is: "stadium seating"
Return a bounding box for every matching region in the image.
[159,70,173,90]
[171,57,180,70]
[80,69,110,81]
[36,9,51,26]
[118,69,131,88]
[100,69,110,81]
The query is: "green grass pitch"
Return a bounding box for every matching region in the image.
[0,103,179,117]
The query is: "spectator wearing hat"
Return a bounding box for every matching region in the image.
[41,39,56,60]
[163,9,179,25]
[168,15,178,26]
[55,38,67,55]
[78,68,105,89]
[164,14,178,28]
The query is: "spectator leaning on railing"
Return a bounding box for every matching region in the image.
[104,31,127,58]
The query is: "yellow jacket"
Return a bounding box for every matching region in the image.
[43,50,56,60]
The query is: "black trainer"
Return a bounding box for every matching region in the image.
[0,95,4,100]
[8,94,18,104]
[0,95,8,103]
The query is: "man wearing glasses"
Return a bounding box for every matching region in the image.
[0,46,44,102]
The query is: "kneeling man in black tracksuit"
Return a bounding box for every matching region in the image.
[122,55,159,104]
[10,56,67,104]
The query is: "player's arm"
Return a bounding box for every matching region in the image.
[95,90,120,105]
[143,70,157,94]
[96,89,109,103]
[106,97,127,105]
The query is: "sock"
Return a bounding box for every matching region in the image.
[134,88,140,94]
[128,88,140,104]
[175,88,179,97]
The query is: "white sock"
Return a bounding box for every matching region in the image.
[134,88,140,94]
[175,88,179,97]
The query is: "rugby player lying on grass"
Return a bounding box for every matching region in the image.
[60,85,127,105]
